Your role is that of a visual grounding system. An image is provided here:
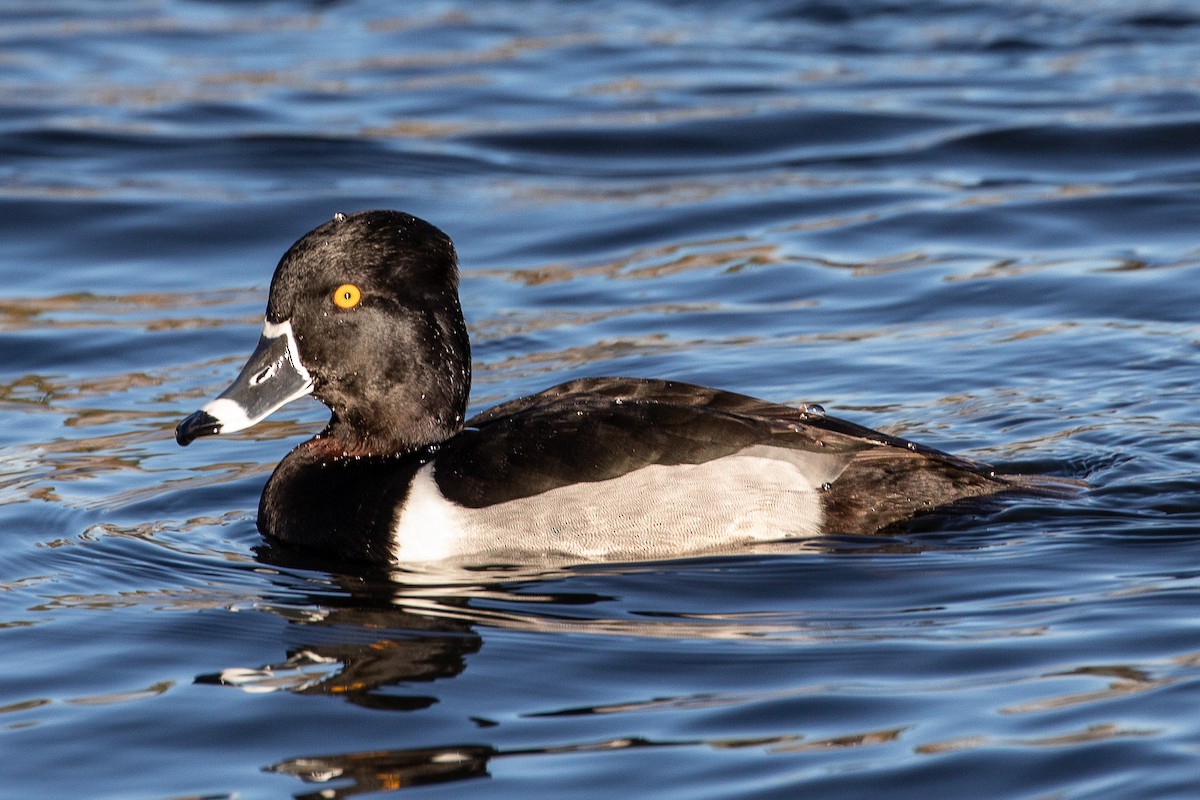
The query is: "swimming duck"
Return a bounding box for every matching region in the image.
[177,210,1043,564]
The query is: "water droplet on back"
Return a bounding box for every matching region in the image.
[803,403,826,418]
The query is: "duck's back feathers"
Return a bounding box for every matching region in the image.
[440,377,857,508]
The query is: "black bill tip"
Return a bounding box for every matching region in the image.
[176,410,222,446]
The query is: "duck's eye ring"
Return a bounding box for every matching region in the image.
[333,284,361,309]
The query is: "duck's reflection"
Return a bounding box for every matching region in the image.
[200,538,921,796]
[195,553,626,795]
[201,531,942,700]
[195,607,479,710]
[265,727,909,799]
[197,542,663,706]
[199,540,861,703]
[267,744,496,798]
[197,559,505,706]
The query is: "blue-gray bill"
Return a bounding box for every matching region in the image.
[175,318,314,446]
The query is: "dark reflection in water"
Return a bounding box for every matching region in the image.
[223,553,920,797]
[196,608,479,711]
[270,743,496,798]
[164,526,1192,798]
[266,730,910,799]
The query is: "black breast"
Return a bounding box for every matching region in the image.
[258,442,430,563]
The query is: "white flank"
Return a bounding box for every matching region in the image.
[392,464,463,562]
[391,445,845,563]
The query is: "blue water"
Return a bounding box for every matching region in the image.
[3,1,1200,797]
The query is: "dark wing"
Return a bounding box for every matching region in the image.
[469,377,980,465]
[437,377,1017,533]
[440,378,855,507]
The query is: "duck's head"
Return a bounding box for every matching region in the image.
[176,210,471,455]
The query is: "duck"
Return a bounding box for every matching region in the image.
[176,209,1054,565]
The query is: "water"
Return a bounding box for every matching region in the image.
[2,1,1200,797]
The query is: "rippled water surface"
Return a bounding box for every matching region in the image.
[4,1,1200,797]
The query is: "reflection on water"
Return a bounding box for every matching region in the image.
[271,742,496,798]
[144,548,1200,796]
[160,555,1193,798]
[268,729,920,799]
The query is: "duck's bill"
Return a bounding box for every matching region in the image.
[176,319,314,446]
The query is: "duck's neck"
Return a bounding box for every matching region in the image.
[319,370,469,458]
[321,412,455,459]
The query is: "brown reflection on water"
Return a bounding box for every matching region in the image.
[0,403,277,510]
[917,722,1158,756]
[1000,664,1172,715]
[6,7,818,142]
[512,171,864,209]
[0,287,286,508]
[476,237,781,286]
[267,725,907,799]
[0,290,260,332]
[270,744,495,798]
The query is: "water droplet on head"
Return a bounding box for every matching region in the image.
[907,442,917,451]
[333,211,347,223]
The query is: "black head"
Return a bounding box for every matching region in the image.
[176,210,471,455]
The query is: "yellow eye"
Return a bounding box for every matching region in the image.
[333,283,361,309]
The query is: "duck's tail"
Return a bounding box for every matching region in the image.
[995,470,1086,499]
